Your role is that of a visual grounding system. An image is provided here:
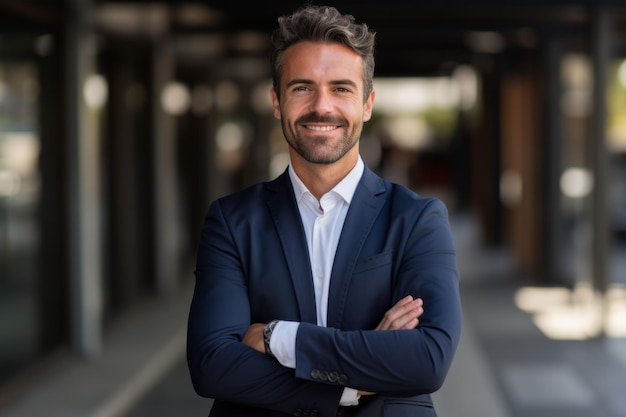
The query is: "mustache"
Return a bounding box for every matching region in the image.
[296,113,346,125]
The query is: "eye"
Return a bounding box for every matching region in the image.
[335,87,350,92]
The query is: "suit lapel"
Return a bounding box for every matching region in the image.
[327,168,387,328]
[265,172,317,324]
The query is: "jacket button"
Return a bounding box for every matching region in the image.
[311,411,319,417]
[310,369,320,379]
[338,374,348,384]
[328,371,339,382]
[319,371,329,381]
[293,408,302,417]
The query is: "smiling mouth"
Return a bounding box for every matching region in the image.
[303,124,339,131]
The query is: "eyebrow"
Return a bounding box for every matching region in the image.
[285,79,313,88]
[285,78,359,89]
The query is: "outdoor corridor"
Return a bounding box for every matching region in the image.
[1,213,625,417]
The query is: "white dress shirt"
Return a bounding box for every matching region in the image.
[269,156,364,406]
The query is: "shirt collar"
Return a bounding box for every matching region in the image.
[288,156,364,205]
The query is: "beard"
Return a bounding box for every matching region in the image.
[282,112,362,164]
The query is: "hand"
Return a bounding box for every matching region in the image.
[242,323,266,353]
[375,295,423,331]
[359,296,423,397]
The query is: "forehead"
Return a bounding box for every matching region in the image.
[281,41,364,85]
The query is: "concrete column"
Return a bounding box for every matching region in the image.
[589,7,612,335]
[152,40,183,294]
[65,0,103,358]
[543,34,564,283]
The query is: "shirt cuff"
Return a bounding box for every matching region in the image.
[270,320,299,368]
[340,387,361,406]
[271,322,360,407]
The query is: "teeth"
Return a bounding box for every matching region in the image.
[306,125,336,131]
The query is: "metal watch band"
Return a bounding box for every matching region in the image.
[263,320,279,356]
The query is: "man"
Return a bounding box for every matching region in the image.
[187,5,462,417]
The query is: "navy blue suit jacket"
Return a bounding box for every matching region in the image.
[187,166,462,417]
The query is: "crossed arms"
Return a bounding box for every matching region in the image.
[187,194,462,415]
[243,295,425,398]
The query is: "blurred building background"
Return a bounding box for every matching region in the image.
[0,1,625,416]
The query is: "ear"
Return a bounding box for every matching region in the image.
[270,87,281,120]
[363,90,375,122]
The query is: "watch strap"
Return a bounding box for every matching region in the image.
[263,320,279,356]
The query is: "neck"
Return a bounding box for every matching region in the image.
[291,154,358,201]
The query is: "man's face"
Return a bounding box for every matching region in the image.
[271,41,375,165]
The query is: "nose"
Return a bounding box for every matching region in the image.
[311,89,333,114]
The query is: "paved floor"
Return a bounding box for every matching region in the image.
[1,214,625,417]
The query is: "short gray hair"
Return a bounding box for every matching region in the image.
[270,5,376,101]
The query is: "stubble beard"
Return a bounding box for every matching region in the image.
[282,114,362,165]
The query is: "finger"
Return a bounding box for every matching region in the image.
[242,323,265,352]
[376,299,417,330]
[387,305,423,330]
[391,298,424,329]
[376,297,423,330]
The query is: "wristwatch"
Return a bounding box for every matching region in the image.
[263,320,279,356]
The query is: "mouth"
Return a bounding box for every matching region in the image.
[296,113,346,133]
[303,124,340,132]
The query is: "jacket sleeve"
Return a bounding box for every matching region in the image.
[186,199,344,416]
[294,198,462,396]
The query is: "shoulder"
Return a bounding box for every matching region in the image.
[390,185,449,223]
[209,170,291,214]
[364,168,448,216]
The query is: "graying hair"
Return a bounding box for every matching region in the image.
[270,5,376,101]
